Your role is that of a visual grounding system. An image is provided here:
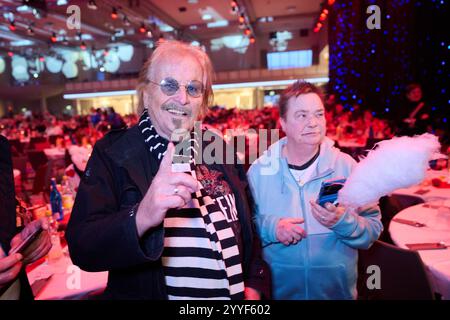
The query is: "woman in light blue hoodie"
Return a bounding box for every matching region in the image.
[247,81,383,300]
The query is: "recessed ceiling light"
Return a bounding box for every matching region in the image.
[202,14,212,21]
[286,5,296,12]
[207,20,229,28]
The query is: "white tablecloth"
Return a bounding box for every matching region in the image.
[393,169,450,202]
[27,251,108,300]
[13,169,21,179]
[337,140,366,148]
[44,148,66,160]
[389,203,450,299]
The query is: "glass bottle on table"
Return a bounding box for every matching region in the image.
[61,175,74,211]
[45,208,63,263]
[50,177,64,221]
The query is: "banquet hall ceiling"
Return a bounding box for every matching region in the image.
[0,0,323,53]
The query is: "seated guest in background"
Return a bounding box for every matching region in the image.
[332,103,348,122]
[324,93,337,112]
[6,106,14,119]
[65,134,92,194]
[349,103,363,123]
[106,107,126,130]
[67,40,270,300]
[89,108,101,128]
[0,135,51,300]
[397,83,432,136]
[45,116,63,137]
[247,81,383,300]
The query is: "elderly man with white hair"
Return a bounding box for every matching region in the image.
[67,41,270,300]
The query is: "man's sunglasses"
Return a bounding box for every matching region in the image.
[147,77,204,98]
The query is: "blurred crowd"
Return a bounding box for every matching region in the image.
[0,107,138,156]
[1,84,448,162]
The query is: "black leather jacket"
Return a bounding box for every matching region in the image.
[66,125,270,299]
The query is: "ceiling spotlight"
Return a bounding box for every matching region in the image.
[139,23,146,33]
[99,66,105,72]
[51,32,57,43]
[80,41,87,50]
[244,28,251,36]
[8,51,14,57]
[9,20,16,31]
[87,0,98,10]
[230,1,238,13]
[33,73,39,78]
[147,30,153,38]
[27,26,34,35]
[249,36,255,44]
[39,56,45,62]
[238,14,245,24]
[111,7,118,19]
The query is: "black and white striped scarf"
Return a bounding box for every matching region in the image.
[138,109,245,300]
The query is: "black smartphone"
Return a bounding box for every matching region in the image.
[9,225,43,255]
[316,178,346,207]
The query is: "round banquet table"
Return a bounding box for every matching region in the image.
[389,202,450,299]
[43,147,66,160]
[393,169,450,202]
[26,248,108,300]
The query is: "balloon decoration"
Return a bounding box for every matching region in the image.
[12,55,30,81]
[6,44,134,82]
[117,44,133,62]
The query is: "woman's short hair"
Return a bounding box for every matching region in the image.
[278,80,324,119]
[136,40,214,119]
[405,83,421,95]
